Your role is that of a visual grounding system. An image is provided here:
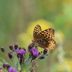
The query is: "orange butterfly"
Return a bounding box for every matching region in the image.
[33,24,56,50]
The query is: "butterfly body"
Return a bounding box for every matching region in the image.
[33,24,56,50]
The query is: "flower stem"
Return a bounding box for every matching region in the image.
[30,60,38,72]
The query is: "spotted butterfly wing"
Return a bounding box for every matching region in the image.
[47,39,56,50]
[33,25,56,50]
[36,28,55,48]
[33,24,42,40]
[39,28,55,40]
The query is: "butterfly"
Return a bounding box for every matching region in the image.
[33,24,56,50]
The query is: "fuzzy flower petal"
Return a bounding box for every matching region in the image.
[8,67,17,72]
[30,47,39,57]
[17,49,26,55]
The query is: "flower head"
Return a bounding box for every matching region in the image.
[16,49,26,55]
[3,64,10,69]
[0,48,5,52]
[8,67,17,72]
[29,47,39,57]
[16,48,26,64]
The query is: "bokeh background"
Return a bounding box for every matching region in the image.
[0,0,72,72]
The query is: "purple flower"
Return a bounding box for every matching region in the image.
[16,49,26,64]
[8,53,13,59]
[9,45,14,51]
[8,67,17,72]
[16,49,26,55]
[3,64,17,72]
[3,64,10,69]
[14,45,18,50]
[30,47,39,57]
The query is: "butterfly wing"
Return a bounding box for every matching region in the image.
[39,28,55,40]
[36,38,49,48]
[47,39,56,50]
[35,28,55,49]
[33,24,42,40]
[33,25,56,50]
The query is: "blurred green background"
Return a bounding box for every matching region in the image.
[0,0,72,72]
